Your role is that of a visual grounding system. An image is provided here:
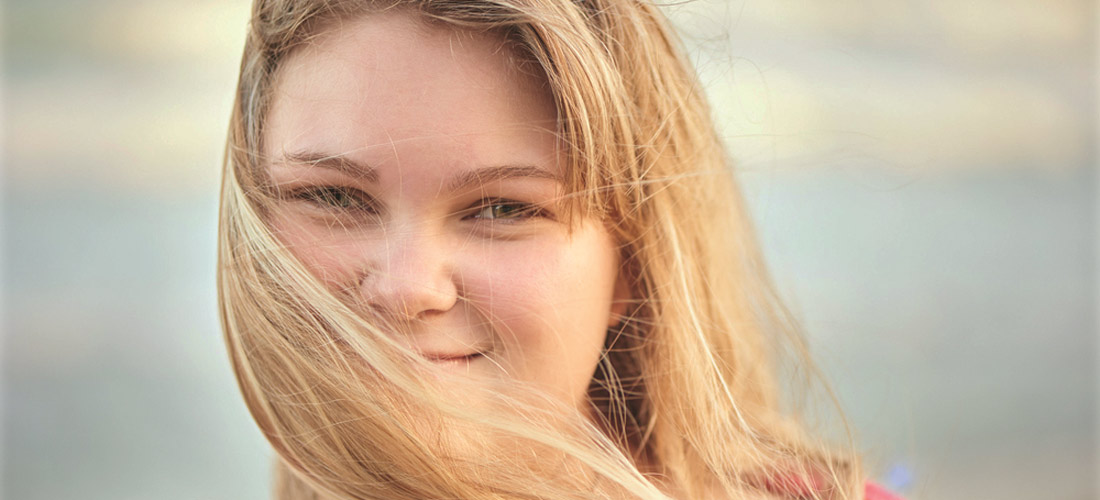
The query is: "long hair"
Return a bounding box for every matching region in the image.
[219,1,863,498]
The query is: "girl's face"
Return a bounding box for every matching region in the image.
[263,12,627,410]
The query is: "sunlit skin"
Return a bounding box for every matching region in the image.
[262,11,628,410]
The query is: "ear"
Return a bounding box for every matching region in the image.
[607,270,632,328]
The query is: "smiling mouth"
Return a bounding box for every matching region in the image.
[421,352,487,365]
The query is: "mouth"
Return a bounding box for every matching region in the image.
[421,351,487,365]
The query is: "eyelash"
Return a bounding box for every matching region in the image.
[288,186,377,213]
[286,186,548,223]
[465,198,547,222]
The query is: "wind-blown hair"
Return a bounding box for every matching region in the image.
[219,0,862,498]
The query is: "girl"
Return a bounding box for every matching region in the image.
[218,1,900,498]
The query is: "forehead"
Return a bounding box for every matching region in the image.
[263,11,558,162]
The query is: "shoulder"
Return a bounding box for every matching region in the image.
[864,481,905,500]
[751,472,904,499]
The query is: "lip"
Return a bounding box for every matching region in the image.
[420,351,488,364]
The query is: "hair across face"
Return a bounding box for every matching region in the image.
[263,11,628,412]
[220,1,862,499]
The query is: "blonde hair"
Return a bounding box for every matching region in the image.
[219,1,863,498]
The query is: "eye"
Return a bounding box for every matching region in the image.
[467,199,545,221]
[289,186,377,213]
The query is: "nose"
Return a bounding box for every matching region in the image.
[358,228,458,320]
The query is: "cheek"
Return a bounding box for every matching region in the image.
[269,215,365,288]
[470,236,616,328]
[465,229,619,402]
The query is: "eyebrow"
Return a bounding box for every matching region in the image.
[279,151,380,183]
[445,165,561,192]
[278,150,561,191]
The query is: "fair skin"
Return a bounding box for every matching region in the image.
[262,12,627,410]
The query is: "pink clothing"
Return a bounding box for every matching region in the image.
[865,481,905,500]
[756,473,904,499]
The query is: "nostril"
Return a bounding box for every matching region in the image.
[357,266,459,320]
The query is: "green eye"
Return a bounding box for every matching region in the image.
[470,200,541,220]
[293,186,375,212]
[317,187,355,208]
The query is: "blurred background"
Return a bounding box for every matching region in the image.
[2,1,1095,499]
